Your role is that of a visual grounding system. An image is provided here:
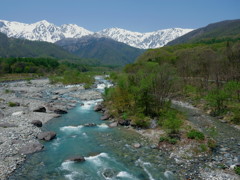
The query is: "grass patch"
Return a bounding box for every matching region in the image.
[159,136,178,144]
[187,129,205,140]
[234,166,240,175]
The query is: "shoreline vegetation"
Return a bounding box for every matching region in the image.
[101,38,240,178]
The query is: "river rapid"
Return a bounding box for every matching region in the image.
[8,76,177,180]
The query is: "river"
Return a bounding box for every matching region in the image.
[8,76,177,180]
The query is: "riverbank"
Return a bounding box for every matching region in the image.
[0,79,101,180]
[100,99,240,179]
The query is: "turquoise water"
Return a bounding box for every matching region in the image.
[8,78,177,180]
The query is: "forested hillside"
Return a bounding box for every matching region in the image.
[167,19,240,45]
[0,32,78,59]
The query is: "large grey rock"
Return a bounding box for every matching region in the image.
[19,142,44,154]
[108,122,118,128]
[33,106,46,113]
[37,131,56,141]
[94,104,103,112]
[67,156,85,162]
[31,120,43,127]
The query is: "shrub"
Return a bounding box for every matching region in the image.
[207,138,217,149]
[132,113,150,128]
[161,109,183,134]
[234,166,240,175]
[8,102,19,107]
[159,136,178,144]
[187,130,205,140]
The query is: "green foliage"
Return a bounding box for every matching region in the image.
[187,130,205,140]
[4,89,12,94]
[159,136,178,144]
[199,144,208,152]
[234,166,240,175]
[205,89,228,116]
[160,108,183,134]
[207,138,217,149]
[49,70,95,86]
[231,110,240,125]
[131,113,150,128]
[0,32,78,59]
[8,102,18,107]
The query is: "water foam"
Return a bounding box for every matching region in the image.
[116,171,137,179]
[60,125,83,133]
[85,153,109,167]
[98,123,109,128]
[136,159,155,180]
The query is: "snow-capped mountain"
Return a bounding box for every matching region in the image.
[98,28,193,49]
[0,20,193,49]
[0,20,93,43]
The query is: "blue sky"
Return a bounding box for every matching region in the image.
[1,0,239,32]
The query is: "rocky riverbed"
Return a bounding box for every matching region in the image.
[0,79,101,180]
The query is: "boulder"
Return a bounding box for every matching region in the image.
[101,114,111,120]
[94,104,103,112]
[67,156,85,162]
[37,131,56,141]
[54,109,67,114]
[33,106,46,113]
[118,119,130,126]
[19,142,44,154]
[31,120,43,127]
[133,143,141,148]
[0,122,18,128]
[84,123,97,127]
[108,122,118,128]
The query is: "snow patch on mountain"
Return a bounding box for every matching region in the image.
[0,20,193,49]
[98,28,193,49]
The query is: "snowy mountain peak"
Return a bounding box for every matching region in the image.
[98,27,193,49]
[0,19,193,49]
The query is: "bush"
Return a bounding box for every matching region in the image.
[187,130,205,140]
[207,138,217,149]
[159,136,178,144]
[161,108,183,134]
[132,113,150,128]
[8,102,19,107]
[234,166,240,175]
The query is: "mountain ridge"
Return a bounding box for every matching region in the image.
[0,19,193,49]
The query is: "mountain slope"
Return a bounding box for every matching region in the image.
[167,19,240,45]
[0,19,193,49]
[0,32,78,59]
[98,28,193,49]
[56,35,145,66]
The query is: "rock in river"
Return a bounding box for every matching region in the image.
[31,120,43,127]
[67,156,85,162]
[37,131,56,141]
[84,123,97,127]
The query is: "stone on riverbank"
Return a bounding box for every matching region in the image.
[31,120,43,127]
[37,131,56,141]
[33,106,46,113]
[19,142,44,155]
[53,109,67,114]
[94,104,103,112]
[0,123,17,128]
